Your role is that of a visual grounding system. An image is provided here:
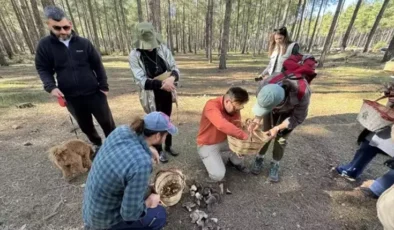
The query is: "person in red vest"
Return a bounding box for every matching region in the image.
[248,54,316,182]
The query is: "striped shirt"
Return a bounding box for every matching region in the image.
[83,125,152,229]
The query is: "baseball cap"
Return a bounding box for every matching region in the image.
[143,112,178,135]
[253,84,285,116]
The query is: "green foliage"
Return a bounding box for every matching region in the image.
[373,41,387,51]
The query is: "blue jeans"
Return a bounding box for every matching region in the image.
[110,206,167,230]
[370,170,394,196]
[336,141,381,179]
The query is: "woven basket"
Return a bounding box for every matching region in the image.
[227,120,271,156]
[357,99,394,132]
[154,169,185,207]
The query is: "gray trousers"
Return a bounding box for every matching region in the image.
[198,141,244,181]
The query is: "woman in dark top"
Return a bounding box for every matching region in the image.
[129,22,181,163]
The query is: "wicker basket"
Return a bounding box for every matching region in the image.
[357,99,394,132]
[154,169,185,207]
[227,120,271,156]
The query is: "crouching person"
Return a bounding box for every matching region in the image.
[83,112,178,230]
[197,87,250,182]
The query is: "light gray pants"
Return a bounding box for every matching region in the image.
[198,141,244,181]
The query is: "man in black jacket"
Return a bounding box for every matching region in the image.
[35,6,115,149]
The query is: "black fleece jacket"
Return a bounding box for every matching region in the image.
[35,31,108,97]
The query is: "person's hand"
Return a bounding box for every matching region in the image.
[247,118,261,133]
[265,126,280,138]
[50,88,64,98]
[100,90,108,96]
[162,76,175,85]
[145,193,161,208]
[161,81,176,92]
[149,146,160,165]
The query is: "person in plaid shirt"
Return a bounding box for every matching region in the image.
[83,112,178,230]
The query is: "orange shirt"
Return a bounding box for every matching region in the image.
[197,96,248,146]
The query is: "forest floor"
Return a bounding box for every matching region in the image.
[0,51,392,230]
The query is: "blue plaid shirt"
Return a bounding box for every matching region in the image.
[83,125,152,229]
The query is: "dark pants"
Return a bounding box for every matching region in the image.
[110,206,167,230]
[336,140,381,179]
[153,90,172,152]
[258,112,292,161]
[65,91,116,146]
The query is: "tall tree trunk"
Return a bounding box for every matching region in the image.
[31,0,46,38]
[87,0,100,50]
[208,0,214,63]
[41,0,55,7]
[188,14,192,53]
[64,0,78,35]
[182,1,186,54]
[258,0,269,55]
[291,0,302,38]
[194,0,198,54]
[273,0,281,29]
[175,5,179,53]
[205,0,210,58]
[281,0,292,26]
[11,0,35,54]
[114,0,126,55]
[383,34,394,62]
[103,0,113,52]
[363,0,390,53]
[305,0,316,47]
[120,0,131,53]
[233,0,240,52]
[145,0,149,21]
[137,0,143,22]
[1,7,22,53]
[21,0,40,46]
[0,48,9,66]
[238,1,246,51]
[167,0,174,51]
[295,0,307,42]
[341,0,362,51]
[149,0,161,33]
[81,1,93,40]
[219,0,232,69]
[94,0,107,54]
[253,0,264,56]
[318,0,344,67]
[241,0,251,54]
[0,23,14,59]
[74,0,86,38]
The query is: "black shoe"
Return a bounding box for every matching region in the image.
[159,151,169,163]
[251,157,264,175]
[165,147,179,157]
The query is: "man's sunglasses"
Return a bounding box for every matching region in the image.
[53,25,71,31]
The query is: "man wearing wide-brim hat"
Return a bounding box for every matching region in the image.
[128,22,180,163]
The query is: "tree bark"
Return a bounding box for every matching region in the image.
[188,14,192,53]
[363,0,390,53]
[11,0,35,54]
[253,0,264,56]
[307,0,324,52]
[281,0,292,26]
[94,0,107,54]
[41,0,55,7]
[149,0,161,33]
[21,0,40,45]
[1,7,22,53]
[205,0,210,58]
[182,1,186,54]
[81,1,93,40]
[318,0,344,67]
[305,0,316,47]
[219,0,232,69]
[175,4,179,53]
[0,22,14,59]
[74,0,86,38]
[295,0,307,41]
[31,0,47,38]
[194,0,198,54]
[137,0,143,22]
[291,0,302,39]
[273,0,281,29]
[241,0,251,54]
[167,0,174,52]
[383,34,394,62]
[64,0,78,35]
[208,0,214,63]
[114,0,126,55]
[0,47,9,66]
[87,0,100,50]
[341,0,362,50]
[102,0,113,52]
[120,0,131,53]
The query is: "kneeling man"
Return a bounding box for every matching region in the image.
[196,87,250,182]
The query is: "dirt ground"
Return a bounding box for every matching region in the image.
[0,52,392,230]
